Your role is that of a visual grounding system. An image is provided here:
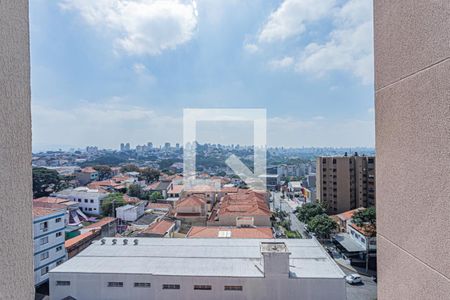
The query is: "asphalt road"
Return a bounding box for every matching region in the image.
[271,192,310,238]
[341,268,377,300]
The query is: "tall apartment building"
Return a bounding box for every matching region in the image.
[316,154,375,214]
[33,205,67,286]
[49,238,346,300]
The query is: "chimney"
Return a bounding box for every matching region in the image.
[260,242,290,277]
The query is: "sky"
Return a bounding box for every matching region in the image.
[30,0,375,151]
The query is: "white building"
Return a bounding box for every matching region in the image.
[53,187,108,216]
[49,238,346,300]
[116,201,146,222]
[33,206,67,286]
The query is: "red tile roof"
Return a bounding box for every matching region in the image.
[33,197,69,204]
[175,195,206,208]
[143,220,175,235]
[32,205,64,218]
[215,190,271,217]
[83,217,116,230]
[82,167,97,173]
[65,230,98,249]
[187,226,273,239]
[336,208,366,222]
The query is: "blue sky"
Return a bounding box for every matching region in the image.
[30,0,374,151]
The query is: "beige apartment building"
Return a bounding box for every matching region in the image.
[316,155,375,214]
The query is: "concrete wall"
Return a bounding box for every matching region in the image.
[49,273,346,300]
[0,0,34,299]
[375,1,450,299]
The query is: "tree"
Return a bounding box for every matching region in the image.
[32,167,60,198]
[307,214,337,239]
[101,193,127,217]
[120,164,140,173]
[149,191,163,202]
[296,203,325,223]
[352,207,377,237]
[127,184,143,198]
[139,167,160,183]
[92,165,112,180]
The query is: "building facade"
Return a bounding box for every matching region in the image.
[54,187,108,215]
[316,155,375,214]
[33,206,67,286]
[49,238,346,300]
[375,1,450,298]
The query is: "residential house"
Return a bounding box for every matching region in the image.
[79,217,118,238]
[207,190,271,227]
[53,187,108,216]
[74,167,99,185]
[139,219,176,237]
[116,201,146,222]
[173,195,208,226]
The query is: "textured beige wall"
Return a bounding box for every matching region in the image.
[0,0,34,299]
[375,1,450,299]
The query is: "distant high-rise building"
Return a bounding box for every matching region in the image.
[120,143,125,151]
[147,142,153,149]
[175,143,180,149]
[125,143,130,151]
[316,154,375,214]
[164,142,170,150]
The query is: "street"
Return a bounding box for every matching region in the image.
[341,268,377,300]
[271,191,310,238]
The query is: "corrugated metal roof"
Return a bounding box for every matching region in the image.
[51,238,345,279]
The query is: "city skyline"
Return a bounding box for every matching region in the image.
[31,0,374,151]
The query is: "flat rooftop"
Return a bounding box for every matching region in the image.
[51,238,345,279]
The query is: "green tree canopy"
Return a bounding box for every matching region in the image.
[92,165,112,180]
[127,183,143,198]
[295,203,325,223]
[307,214,337,239]
[32,167,60,198]
[120,164,140,173]
[139,167,160,183]
[149,191,163,202]
[101,193,127,217]
[352,207,377,237]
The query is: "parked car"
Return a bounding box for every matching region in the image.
[345,274,362,285]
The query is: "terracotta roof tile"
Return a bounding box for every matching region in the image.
[187,226,273,239]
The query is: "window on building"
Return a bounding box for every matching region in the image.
[56,246,63,252]
[56,281,70,286]
[224,285,243,291]
[56,232,62,238]
[55,217,62,223]
[194,285,212,290]
[107,282,124,287]
[90,199,94,203]
[78,199,81,202]
[84,199,88,203]
[134,282,151,288]
[40,251,49,260]
[332,159,336,164]
[40,221,48,231]
[163,284,180,290]
[40,236,48,245]
[56,259,64,266]
[40,266,49,276]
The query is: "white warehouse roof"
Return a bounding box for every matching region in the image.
[51,238,344,279]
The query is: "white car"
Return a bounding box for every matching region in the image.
[345,274,362,284]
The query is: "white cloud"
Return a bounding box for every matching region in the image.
[268,56,294,70]
[243,43,259,54]
[133,63,156,83]
[258,0,335,43]
[256,0,373,84]
[60,0,198,56]
[296,0,373,84]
